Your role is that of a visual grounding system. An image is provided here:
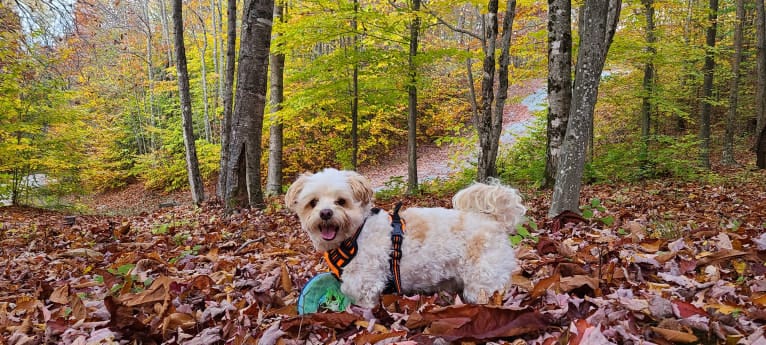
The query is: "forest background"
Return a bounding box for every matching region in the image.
[2,0,765,212]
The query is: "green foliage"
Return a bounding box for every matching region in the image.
[510,220,539,247]
[580,198,615,226]
[133,135,219,192]
[496,114,547,188]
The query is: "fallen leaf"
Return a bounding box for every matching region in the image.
[406,305,547,341]
[651,326,698,343]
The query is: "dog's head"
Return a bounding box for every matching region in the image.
[285,168,374,252]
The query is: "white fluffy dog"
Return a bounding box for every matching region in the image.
[285,168,526,308]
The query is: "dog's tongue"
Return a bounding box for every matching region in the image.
[320,225,337,240]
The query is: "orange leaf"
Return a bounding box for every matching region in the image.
[49,284,69,304]
[531,273,561,299]
[651,327,698,343]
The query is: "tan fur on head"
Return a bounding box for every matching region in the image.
[285,172,311,212]
[284,169,373,252]
[343,170,374,208]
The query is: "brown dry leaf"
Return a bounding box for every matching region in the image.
[280,312,362,334]
[119,275,172,307]
[68,293,87,321]
[49,284,69,304]
[559,275,599,293]
[531,273,561,299]
[406,305,547,341]
[651,327,698,343]
[280,263,293,293]
[162,312,197,337]
[353,330,406,345]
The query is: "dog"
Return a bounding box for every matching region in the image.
[285,168,526,308]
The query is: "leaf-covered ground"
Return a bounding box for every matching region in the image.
[2,177,766,344]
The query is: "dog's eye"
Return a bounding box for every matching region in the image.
[336,198,346,206]
[309,199,318,208]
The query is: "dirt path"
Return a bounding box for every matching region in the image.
[359,79,545,189]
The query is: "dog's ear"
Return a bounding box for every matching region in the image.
[344,171,373,206]
[285,172,311,212]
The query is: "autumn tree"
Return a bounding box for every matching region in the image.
[172,0,206,204]
[266,2,286,195]
[406,0,421,194]
[542,0,572,188]
[698,0,718,169]
[548,0,621,217]
[220,0,274,209]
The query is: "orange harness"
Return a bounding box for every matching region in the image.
[323,203,406,295]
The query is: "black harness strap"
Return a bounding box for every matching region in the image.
[384,202,405,294]
[324,220,365,280]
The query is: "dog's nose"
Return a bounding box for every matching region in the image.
[320,209,333,220]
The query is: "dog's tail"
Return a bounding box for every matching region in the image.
[452,181,526,230]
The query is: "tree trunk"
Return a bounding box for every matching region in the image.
[757,125,766,168]
[699,0,718,170]
[218,0,237,199]
[143,0,157,152]
[639,0,655,170]
[172,0,206,205]
[159,0,174,66]
[756,0,766,140]
[266,2,285,195]
[476,1,498,183]
[406,0,421,194]
[351,0,359,170]
[722,0,743,166]
[475,0,515,183]
[195,19,212,143]
[542,0,572,189]
[221,0,274,209]
[549,0,621,218]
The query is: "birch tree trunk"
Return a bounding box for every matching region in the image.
[722,0,743,166]
[172,0,206,204]
[699,0,718,169]
[266,2,285,195]
[217,0,237,199]
[549,0,621,217]
[406,0,421,194]
[159,0,173,66]
[543,0,572,189]
[476,0,516,183]
[221,0,274,209]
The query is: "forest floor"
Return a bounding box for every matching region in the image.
[2,80,766,344]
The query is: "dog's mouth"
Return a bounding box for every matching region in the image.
[318,224,339,241]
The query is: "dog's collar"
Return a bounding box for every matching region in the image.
[323,204,406,296]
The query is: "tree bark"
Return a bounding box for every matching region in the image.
[756,0,766,140]
[476,0,516,183]
[549,0,621,218]
[757,125,766,168]
[542,0,572,189]
[722,0,743,166]
[266,2,285,195]
[218,0,237,199]
[406,0,421,194]
[639,0,655,170]
[158,0,174,66]
[699,0,718,170]
[221,0,274,209]
[351,0,359,170]
[172,0,206,205]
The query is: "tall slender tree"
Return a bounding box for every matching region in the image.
[218,0,237,199]
[172,0,205,204]
[722,0,743,166]
[221,0,274,208]
[639,0,655,170]
[549,0,621,217]
[699,0,718,169]
[266,2,285,195]
[406,0,421,194]
[543,0,572,188]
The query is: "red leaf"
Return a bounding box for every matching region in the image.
[406,305,547,341]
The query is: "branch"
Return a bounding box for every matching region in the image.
[421,3,483,41]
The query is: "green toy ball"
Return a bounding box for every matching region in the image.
[297,273,351,314]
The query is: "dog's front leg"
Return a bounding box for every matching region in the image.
[340,263,388,308]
